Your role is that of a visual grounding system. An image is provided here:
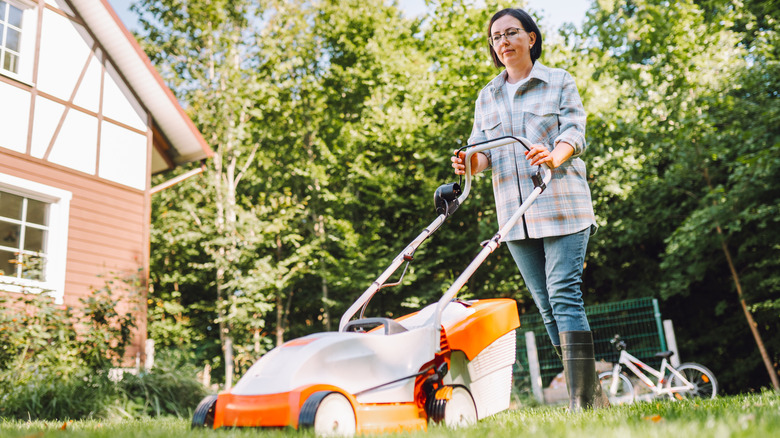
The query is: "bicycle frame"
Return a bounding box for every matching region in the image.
[609,349,694,399]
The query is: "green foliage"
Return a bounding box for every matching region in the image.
[116,351,208,418]
[0,366,117,421]
[0,287,132,420]
[0,277,204,421]
[139,0,780,393]
[79,273,141,370]
[0,277,136,380]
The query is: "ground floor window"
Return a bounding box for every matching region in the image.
[0,190,49,280]
[0,173,70,302]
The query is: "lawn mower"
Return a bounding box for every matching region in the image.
[191,136,552,435]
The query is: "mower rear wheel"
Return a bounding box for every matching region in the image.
[299,391,356,437]
[191,395,218,429]
[426,385,477,428]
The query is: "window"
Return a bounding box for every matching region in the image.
[0,191,49,281]
[0,174,71,303]
[0,0,24,74]
[0,0,34,81]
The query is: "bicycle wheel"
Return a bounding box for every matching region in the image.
[598,371,635,405]
[666,362,718,399]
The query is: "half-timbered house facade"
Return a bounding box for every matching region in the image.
[0,0,211,361]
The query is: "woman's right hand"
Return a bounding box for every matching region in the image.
[451,149,487,175]
[451,149,470,175]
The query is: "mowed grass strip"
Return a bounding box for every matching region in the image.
[1,392,778,438]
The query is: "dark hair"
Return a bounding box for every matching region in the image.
[487,8,542,68]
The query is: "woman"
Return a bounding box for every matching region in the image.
[451,8,607,411]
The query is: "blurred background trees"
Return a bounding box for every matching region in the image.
[139,0,779,393]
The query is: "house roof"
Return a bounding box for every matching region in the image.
[68,0,213,173]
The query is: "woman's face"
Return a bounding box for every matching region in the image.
[490,15,536,68]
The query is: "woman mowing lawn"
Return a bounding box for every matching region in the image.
[451,7,608,411]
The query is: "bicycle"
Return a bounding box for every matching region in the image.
[598,334,718,404]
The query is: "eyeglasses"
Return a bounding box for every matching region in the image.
[488,28,526,47]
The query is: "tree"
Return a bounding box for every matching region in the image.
[137,0,780,393]
[576,0,780,391]
[139,0,282,385]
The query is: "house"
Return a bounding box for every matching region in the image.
[0,0,211,362]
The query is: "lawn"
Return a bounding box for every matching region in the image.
[1,391,777,438]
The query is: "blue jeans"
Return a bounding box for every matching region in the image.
[506,228,591,347]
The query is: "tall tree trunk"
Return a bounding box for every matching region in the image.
[319,213,330,331]
[275,293,284,346]
[212,134,232,388]
[206,27,238,390]
[322,276,330,331]
[702,167,779,390]
[213,84,244,389]
[716,228,780,390]
[303,127,330,331]
[253,326,260,355]
[275,235,285,346]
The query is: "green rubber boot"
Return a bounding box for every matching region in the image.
[560,331,610,411]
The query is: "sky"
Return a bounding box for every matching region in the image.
[107,0,590,34]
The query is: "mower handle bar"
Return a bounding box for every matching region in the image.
[339,136,549,333]
[458,136,533,204]
[433,137,552,341]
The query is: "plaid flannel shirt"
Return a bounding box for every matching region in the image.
[468,62,597,241]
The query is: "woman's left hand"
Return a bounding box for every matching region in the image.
[525,144,556,168]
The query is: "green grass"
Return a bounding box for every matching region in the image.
[1,392,778,438]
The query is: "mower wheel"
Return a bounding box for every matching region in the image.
[191,395,218,429]
[299,391,356,437]
[426,385,477,428]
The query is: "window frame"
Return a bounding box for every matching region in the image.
[0,0,36,83]
[0,173,71,303]
[0,194,50,280]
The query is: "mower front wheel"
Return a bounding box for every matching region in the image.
[299,391,356,437]
[191,395,218,429]
[426,385,477,428]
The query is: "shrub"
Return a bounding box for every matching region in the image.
[117,351,208,418]
[0,276,205,421]
[0,287,132,420]
[0,365,117,420]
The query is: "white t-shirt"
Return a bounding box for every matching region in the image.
[504,76,531,111]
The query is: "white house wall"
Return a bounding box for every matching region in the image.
[0,0,151,191]
[48,109,99,174]
[103,61,147,132]
[72,53,102,112]
[30,96,64,158]
[0,82,30,153]
[36,8,94,99]
[99,121,147,189]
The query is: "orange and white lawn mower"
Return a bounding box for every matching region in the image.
[191,136,551,435]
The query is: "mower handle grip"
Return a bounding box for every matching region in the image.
[458,136,536,205]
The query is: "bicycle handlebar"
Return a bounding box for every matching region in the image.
[611,334,627,351]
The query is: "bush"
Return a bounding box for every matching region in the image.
[0,284,207,421]
[117,351,208,418]
[0,366,117,420]
[0,289,129,420]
